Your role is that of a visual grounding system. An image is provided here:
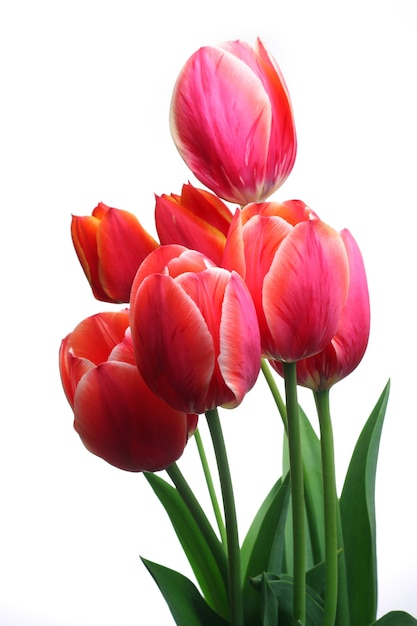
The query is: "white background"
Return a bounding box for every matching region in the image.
[1,0,416,624]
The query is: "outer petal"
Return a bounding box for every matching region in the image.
[131,273,215,413]
[97,207,158,303]
[263,220,349,361]
[218,271,261,407]
[242,215,293,349]
[71,213,109,301]
[73,361,192,472]
[59,310,130,406]
[170,45,271,203]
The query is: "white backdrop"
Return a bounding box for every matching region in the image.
[1,1,416,624]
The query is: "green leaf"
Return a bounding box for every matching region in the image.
[144,472,228,618]
[339,380,390,626]
[240,474,290,625]
[252,572,325,626]
[370,611,417,625]
[141,557,230,626]
[283,405,325,571]
[255,572,279,626]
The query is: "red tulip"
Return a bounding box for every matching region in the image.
[71,202,158,304]
[155,183,233,265]
[130,246,261,414]
[59,310,197,472]
[170,38,297,204]
[270,229,370,389]
[223,202,350,362]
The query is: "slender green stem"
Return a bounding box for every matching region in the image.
[315,390,338,626]
[261,358,288,432]
[165,463,229,587]
[206,408,243,626]
[282,361,305,626]
[194,427,227,547]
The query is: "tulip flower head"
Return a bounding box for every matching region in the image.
[59,310,196,472]
[170,38,297,204]
[71,202,158,304]
[155,183,233,265]
[223,202,350,362]
[270,228,370,389]
[130,245,262,414]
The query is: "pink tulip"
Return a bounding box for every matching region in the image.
[155,183,233,265]
[130,246,261,414]
[59,310,197,472]
[223,202,350,362]
[271,229,370,389]
[170,38,297,204]
[71,202,158,303]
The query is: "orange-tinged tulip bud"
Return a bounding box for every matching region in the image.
[270,229,370,389]
[170,38,297,204]
[59,310,196,472]
[71,202,158,304]
[130,248,261,414]
[223,204,350,362]
[155,183,233,265]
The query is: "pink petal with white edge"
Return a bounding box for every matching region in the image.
[170,45,271,203]
[219,272,261,407]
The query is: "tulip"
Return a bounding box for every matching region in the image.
[223,203,350,362]
[270,229,370,389]
[59,310,197,472]
[170,38,297,204]
[155,183,233,265]
[71,202,158,303]
[130,246,261,414]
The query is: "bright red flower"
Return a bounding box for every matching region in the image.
[170,38,297,204]
[270,229,370,389]
[223,202,350,362]
[71,202,158,304]
[130,246,261,414]
[59,310,197,472]
[155,183,233,265]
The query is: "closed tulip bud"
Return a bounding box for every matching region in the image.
[155,183,233,265]
[270,229,370,389]
[59,310,196,472]
[223,203,350,362]
[71,202,158,304]
[170,38,297,204]
[130,246,261,414]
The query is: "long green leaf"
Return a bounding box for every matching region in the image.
[339,380,390,626]
[369,611,417,625]
[240,474,290,625]
[141,558,230,626]
[252,572,325,626]
[144,472,228,618]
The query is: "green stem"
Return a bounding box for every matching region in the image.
[165,463,229,587]
[206,408,243,626]
[315,390,338,626]
[282,361,305,626]
[261,358,288,432]
[194,427,227,547]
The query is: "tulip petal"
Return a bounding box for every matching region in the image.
[74,362,190,472]
[219,272,261,407]
[98,208,158,303]
[71,214,110,301]
[131,273,215,413]
[263,220,349,361]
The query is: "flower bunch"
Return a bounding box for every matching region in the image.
[59,38,415,626]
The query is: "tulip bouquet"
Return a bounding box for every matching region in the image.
[59,39,416,626]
